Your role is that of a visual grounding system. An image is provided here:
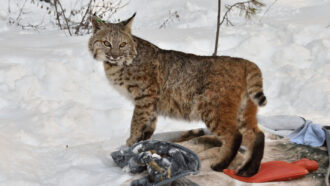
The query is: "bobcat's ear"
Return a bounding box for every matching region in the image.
[91,15,106,33]
[122,13,136,33]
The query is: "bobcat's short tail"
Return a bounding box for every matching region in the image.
[246,62,267,106]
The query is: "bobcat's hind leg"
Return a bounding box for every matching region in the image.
[193,135,222,147]
[202,104,242,172]
[237,99,265,177]
[210,129,242,172]
[172,128,206,143]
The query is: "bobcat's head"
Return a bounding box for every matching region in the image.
[88,13,137,66]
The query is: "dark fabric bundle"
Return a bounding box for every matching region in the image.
[111,140,200,186]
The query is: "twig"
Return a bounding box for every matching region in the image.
[213,0,221,56]
[213,0,250,56]
[15,0,27,23]
[259,0,278,22]
[212,0,264,56]
[220,1,250,26]
[53,0,62,29]
[14,17,45,32]
[75,0,93,35]
[18,23,45,31]
[159,10,179,29]
[8,0,11,15]
[57,0,72,36]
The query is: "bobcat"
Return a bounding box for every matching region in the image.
[88,13,267,177]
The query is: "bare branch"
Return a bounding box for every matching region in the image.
[15,0,28,23]
[220,1,247,26]
[7,0,128,35]
[8,0,11,15]
[56,0,72,36]
[213,0,221,56]
[53,0,62,29]
[159,10,180,29]
[220,0,264,26]
[213,0,264,56]
[74,0,93,35]
[259,0,278,22]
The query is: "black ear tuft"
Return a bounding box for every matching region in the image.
[122,13,136,26]
[122,13,136,33]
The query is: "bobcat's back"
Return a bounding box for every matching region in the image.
[155,51,266,120]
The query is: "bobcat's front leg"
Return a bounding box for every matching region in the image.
[126,101,157,147]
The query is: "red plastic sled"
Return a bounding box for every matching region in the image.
[224,158,318,183]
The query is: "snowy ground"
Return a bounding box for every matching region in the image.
[0,0,330,185]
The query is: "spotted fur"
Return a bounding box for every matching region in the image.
[88,14,267,177]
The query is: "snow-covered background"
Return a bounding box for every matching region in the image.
[0,0,329,185]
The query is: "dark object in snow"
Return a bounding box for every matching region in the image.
[111,140,200,186]
[323,126,330,186]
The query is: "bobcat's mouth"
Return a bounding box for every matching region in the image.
[106,55,123,62]
[105,55,134,66]
[105,60,118,65]
[107,59,120,63]
[105,58,127,66]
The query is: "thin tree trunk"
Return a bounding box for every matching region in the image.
[53,0,62,29]
[213,0,221,56]
[57,0,72,36]
[74,0,93,35]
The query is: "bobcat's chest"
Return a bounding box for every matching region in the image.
[110,81,134,102]
[103,62,134,102]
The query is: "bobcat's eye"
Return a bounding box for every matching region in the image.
[119,42,127,48]
[103,41,112,48]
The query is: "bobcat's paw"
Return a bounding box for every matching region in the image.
[236,164,260,177]
[126,137,137,147]
[211,162,226,172]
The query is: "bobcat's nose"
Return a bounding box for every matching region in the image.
[108,54,120,60]
[106,52,120,60]
[107,55,120,61]
[112,55,119,60]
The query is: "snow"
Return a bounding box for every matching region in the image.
[0,0,330,185]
